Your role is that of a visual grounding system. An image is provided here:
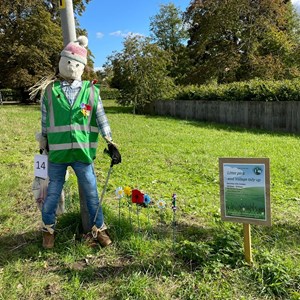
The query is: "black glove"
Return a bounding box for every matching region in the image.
[39,141,49,154]
[106,143,121,166]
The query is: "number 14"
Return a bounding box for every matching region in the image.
[36,161,46,170]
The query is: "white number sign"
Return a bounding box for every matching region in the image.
[34,154,48,179]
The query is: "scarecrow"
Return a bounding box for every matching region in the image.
[36,36,121,249]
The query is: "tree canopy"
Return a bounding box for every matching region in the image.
[2,0,300,102]
[0,0,92,92]
[184,0,300,84]
[150,3,188,52]
[105,0,300,105]
[149,3,190,84]
[108,35,175,112]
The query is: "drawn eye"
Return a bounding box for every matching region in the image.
[76,64,79,67]
[68,61,71,64]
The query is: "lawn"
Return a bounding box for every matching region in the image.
[0,101,300,299]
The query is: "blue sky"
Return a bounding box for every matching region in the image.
[78,0,300,70]
[77,0,190,70]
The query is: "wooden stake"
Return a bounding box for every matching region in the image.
[243,223,253,264]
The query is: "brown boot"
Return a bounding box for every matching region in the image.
[97,230,112,247]
[92,225,112,247]
[42,231,54,249]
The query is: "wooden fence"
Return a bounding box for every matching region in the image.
[145,100,300,134]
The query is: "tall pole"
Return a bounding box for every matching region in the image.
[59,0,76,46]
[59,0,91,233]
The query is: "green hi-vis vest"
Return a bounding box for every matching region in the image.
[45,81,100,163]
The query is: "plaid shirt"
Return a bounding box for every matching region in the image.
[41,80,112,141]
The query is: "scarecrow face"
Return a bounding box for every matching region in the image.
[59,56,85,81]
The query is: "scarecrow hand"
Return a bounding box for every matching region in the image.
[107,142,121,166]
[109,142,121,166]
[36,133,49,153]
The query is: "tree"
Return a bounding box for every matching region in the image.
[0,0,92,95]
[150,3,188,52]
[184,0,300,84]
[150,3,190,84]
[95,65,114,88]
[108,35,175,112]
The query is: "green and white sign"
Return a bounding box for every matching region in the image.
[219,158,271,226]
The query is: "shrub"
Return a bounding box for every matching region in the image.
[0,89,22,102]
[99,87,120,100]
[172,79,300,102]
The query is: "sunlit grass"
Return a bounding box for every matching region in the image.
[0,102,300,299]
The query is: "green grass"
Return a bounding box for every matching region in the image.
[225,187,266,219]
[1,101,300,299]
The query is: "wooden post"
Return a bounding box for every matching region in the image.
[59,0,91,233]
[243,223,253,264]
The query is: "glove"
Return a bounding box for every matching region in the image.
[35,133,49,154]
[106,142,121,166]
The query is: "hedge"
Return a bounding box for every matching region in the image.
[99,87,120,100]
[0,89,22,102]
[2,79,300,104]
[173,79,300,102]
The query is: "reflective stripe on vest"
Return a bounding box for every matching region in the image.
[47,84,55,127]
[49,142,98,151]
[46,81,100,163]
[47,124,99,133]
[47,83,96,134]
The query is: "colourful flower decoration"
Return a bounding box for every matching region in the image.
[143,194,151,206]
[80,103,92,117]
[115,187,124,199]
[157,199,166,209]
[124,186,132,197]
[132,189,144,204]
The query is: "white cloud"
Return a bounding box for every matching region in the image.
[96,32,104,39]
[110,30,128,37]
[110,30,144,38]
[94,66,104,72]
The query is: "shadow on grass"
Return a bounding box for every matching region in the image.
[43,224,219,284]
[0,214,9,223]
[0,209,144,267]
[104,105,133,114]
[0,229,41,266]
[0,208,213,268]
[52,260,168,284]
[44,222,244,287]
[1,209,299,272]
[144,114,300,138]
[254,221,300,247]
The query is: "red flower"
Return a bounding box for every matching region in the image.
[92,79,98,85]
[85,104,92,111]
[132,189,144,204]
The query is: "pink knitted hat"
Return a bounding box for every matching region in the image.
[60,36,88,65]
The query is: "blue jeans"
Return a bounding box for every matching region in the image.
[42,161,104,229]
